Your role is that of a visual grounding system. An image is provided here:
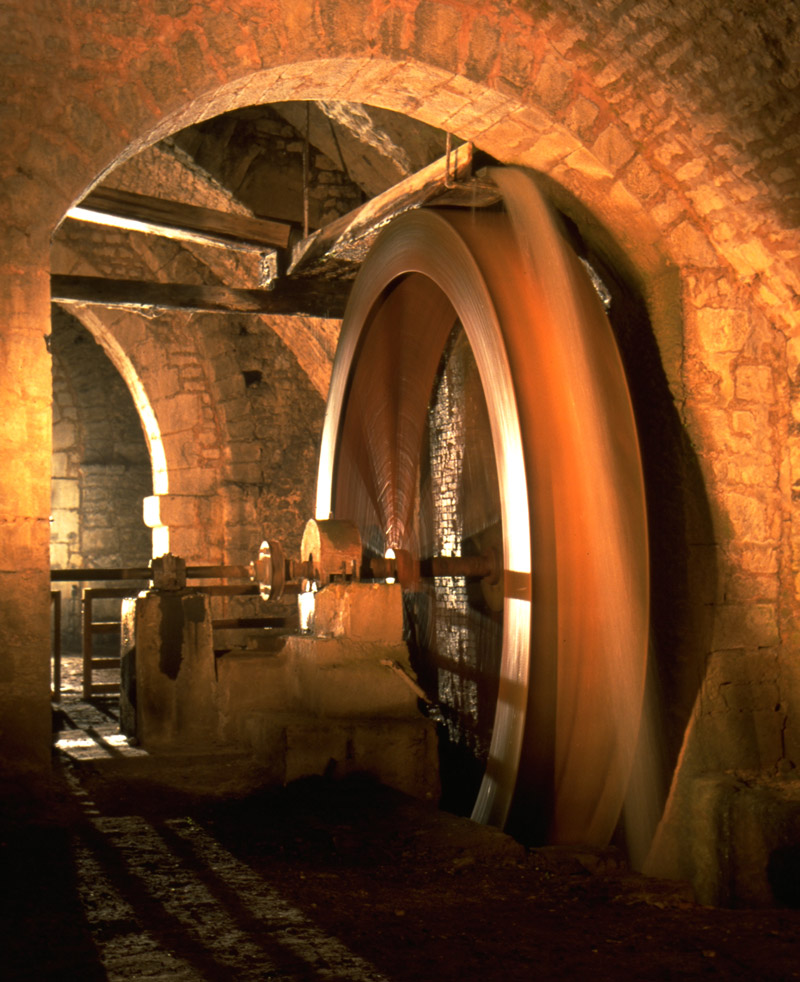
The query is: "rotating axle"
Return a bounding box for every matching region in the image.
[250,517,502,603]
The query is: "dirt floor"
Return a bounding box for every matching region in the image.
[2,670,800,981]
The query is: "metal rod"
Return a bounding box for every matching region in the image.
[425,555,495,579]
[303,102,310,239]
[370,552,495,581]
[52,567,152,581]
[190,584,262,597]
[185,565,251,579]
[379,659,431,703]
[51,565,252,582]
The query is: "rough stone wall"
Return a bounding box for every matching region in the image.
[65,302,327,567]
[174,105,365,228]
[51,338,81,573]
[57,298,328,641]
[0,0,797,891]
[198,315,326,558]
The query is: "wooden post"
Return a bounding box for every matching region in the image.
[51,590,61,702]
[82,589,93,701]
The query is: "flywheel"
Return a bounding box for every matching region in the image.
[316,167,649,847]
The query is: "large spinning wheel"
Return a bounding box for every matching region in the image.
[316,167,649,847]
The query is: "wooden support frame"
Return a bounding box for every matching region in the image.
[51,274,350,318]
[288,142,477,275]
[53,144,500,316]
[67,186,293,250]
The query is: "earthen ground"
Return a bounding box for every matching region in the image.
[2,658,799,981]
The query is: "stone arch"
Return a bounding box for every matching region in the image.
[65,306,172,556]
[66,55,682,367]
[51,48,777,647]
[55,50,694,584]
[41,4,795,307]
[71,44,711,746]
[51,41,714,799]
[41,26,776,624]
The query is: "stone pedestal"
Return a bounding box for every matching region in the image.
[313,581,405,642]
[688,776,800,907]
[646,772,800,907]
[127,590,218,751]
[125,581,440,802]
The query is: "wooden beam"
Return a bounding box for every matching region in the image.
[288,142,476,275]
[51,274,349,318]
[69,186,293,251]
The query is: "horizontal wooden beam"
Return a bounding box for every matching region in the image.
[68,186,293,251]
[288,142,476,275]
[51,274,349,319]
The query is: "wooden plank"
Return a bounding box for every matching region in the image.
[52,274,350,319]
[288,142,475,275]
[71,186,293,250]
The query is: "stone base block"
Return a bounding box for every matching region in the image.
[127,583,439,803]
[685,775,800,907]
[284,635,420,717]
[240,714,439,802]
[215,638,438,801]
[216,644,292,737]
[313,582,404,642]
[216,635,422,727]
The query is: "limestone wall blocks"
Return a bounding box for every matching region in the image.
[725,453,778,489]
[735,365,776,404]
[693,307,752,354]
[666,222,719,267]
[724,570,780,605]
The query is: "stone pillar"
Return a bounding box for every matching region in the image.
[0,259,53,775]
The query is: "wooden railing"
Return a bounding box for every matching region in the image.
[51,565,286,701]
[82,587,141,700]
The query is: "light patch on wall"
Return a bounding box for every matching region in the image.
[314,101,413,176]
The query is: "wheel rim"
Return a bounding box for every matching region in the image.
[316,168,649,845]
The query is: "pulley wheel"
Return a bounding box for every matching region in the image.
[316,167,649,846]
